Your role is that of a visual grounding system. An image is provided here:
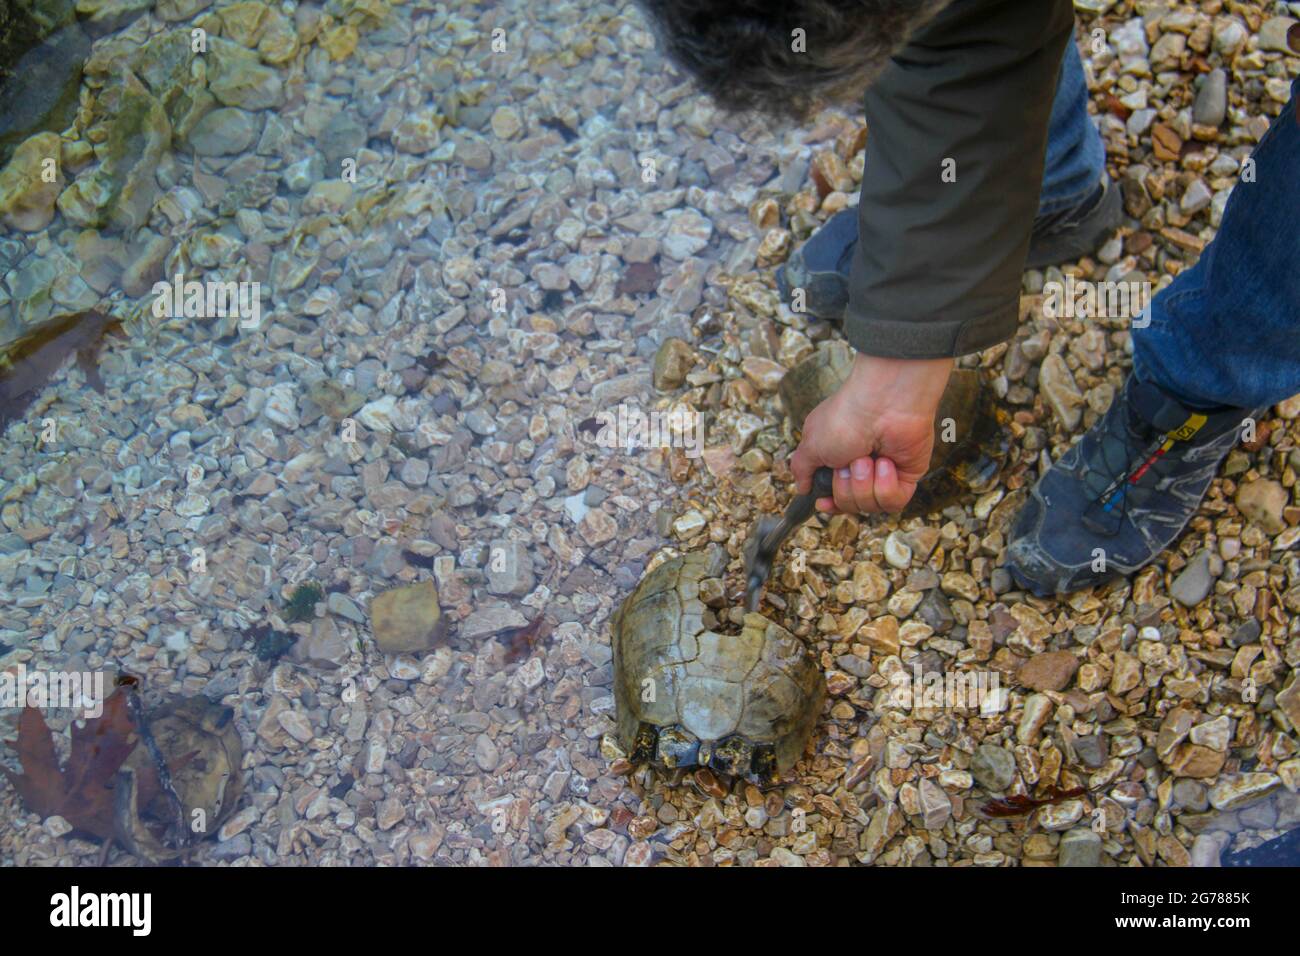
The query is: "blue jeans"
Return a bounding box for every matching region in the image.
[1038,40,1107,217]
[1132,79,1300,410]
[1041,43,1300,411]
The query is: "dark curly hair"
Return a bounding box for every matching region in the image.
[635,0,951,120]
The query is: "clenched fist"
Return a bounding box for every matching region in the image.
[790,352,954,515]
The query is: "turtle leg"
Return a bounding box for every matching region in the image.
[630,723,658,764]
[750,745,780,789]
[709,736,755,779]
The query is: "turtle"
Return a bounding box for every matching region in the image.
[611,551,825,786]
[778,340,1007,514]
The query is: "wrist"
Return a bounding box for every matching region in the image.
[847,352,954,406]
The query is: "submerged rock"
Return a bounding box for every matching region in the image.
[57,73,171,232]
[0,131,63,231]
[369,581,445,655]
[0,18,89,168]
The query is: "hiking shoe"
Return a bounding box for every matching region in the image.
[1004,376,1256,596]
[776,178,1124,322]
[775,207,858,322]
[1024,176,1124,270]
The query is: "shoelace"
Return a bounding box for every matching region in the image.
[1082,408,1209,535]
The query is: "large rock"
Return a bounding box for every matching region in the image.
[0,18,89,168]
[369,581,445,655]
[56,73,171,233]
[0,131,62,231]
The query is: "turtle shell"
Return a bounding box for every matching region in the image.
[612,552,824,782]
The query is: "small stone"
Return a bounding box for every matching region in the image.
[1188,715,1232,752]
[486,539,535,596]
[1058,828,1102,867]
[579,509,618,546]
[1038,799,1084,831]
[1039,354,1085,430]
[1018,650,1079,692]
[1017,693,1053,744]
[369,581,444,654]
[1192,69,1227,128]
[1180,179,1213,216]
[490,106,522,139]
[883,532,912,569]
[971,743,1017,792]
[653,338,696,391]
[327,592,365,624]
[188,107,257,156]
[917,777,951,830]
[474,733,501,771]
[1209,773,1281,811]
[0,132,63,232]
[460,605,528,641]
[1258,16,1299,53]
[1236,479,1287,534]
[1073,734,1108,769]
[1170,549,1213,606]
[376,798,406,830]
[662,208,713,259]
[263,383,299,430]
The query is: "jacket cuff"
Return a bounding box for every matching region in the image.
[843,297,1020,359]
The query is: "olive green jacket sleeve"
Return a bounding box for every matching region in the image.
[843,0,1076,359]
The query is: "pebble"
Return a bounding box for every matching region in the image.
[971,743,1017,792]
[1236,479,1287,534]
[1018,650,1079,692]
[1058,828,1103,867]
[1192,68,1227,128]
[1170,549,1213,606]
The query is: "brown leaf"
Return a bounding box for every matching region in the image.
[0,309,122,428]
[1,686,138,838]
[501,616,552,664]
[980,785,1088,818]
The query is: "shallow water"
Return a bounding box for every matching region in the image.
[0,0,1297,869]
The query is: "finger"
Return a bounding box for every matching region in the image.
[849,456,881,514]
[790,443,817,495]
[834,460,873,515]
[869,457,914,514]
[820,466,850,513]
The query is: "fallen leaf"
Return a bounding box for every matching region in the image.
[0,309,123,428]
[501,616,552,664]
[1,685,137,839]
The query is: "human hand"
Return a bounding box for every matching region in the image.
[790,352,954,514]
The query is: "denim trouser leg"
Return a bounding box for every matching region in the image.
[1037,38,1107,217]
[1132,79,1300,410]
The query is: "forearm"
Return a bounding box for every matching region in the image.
[844,0,1075,359]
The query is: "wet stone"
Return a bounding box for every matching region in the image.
[971,743,1017,792]
[1170,550,1213,606]
[1058,828,1102,867]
